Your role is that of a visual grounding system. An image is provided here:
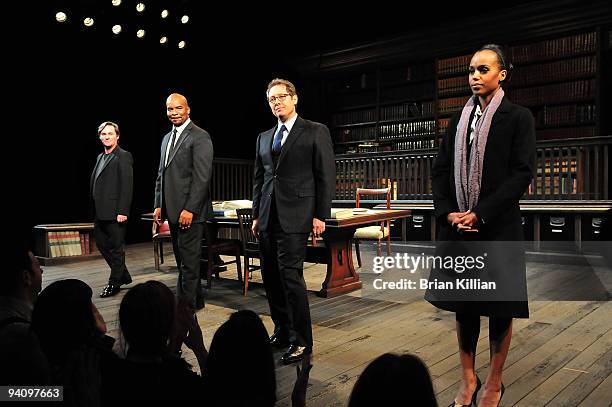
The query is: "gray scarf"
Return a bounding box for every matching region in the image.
[454,88,505,212]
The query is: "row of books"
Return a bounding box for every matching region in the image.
[380,101,435,121]
[380,64,433,85]
[438,76,471,97]
[331,107,377,127]
[437,54,471,76]
[378,120,436,140]
[536,126,597,141]
[511,55,596,87]
[334,127,377,143]
[510,79,596,107]
[536,104,597,127]
[510,32,597,64]
[380,82,435,102]
[48,231,91,258]
[437,96,470,115]
[437,118,450,135]
[391,139,436,151]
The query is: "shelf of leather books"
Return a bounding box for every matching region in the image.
[34,223,101,265]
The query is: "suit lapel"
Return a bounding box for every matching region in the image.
[95,150,117,180]
[276,117,305,168]
[90,153,103,191]
[166,122,192,167]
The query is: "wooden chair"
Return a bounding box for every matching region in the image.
[354,187,391,267]
[200,223,243,289]
[236,208,262,296]
[152,221,172,270]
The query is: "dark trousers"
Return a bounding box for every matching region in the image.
[168,221,204,308]
[260,205,312,348]
[94,220,130,285]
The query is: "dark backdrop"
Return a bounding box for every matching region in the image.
[11,0,543,245]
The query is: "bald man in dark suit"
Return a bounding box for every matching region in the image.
[154,94,213,310]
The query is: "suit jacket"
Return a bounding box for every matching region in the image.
[154,121,213,224]
[90,147,133,221]
[253,116,336,234]
[432,96,536,241]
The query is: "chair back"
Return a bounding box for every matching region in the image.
[356,187,391,209]
[236,208,258,244]
[153,220,171,238]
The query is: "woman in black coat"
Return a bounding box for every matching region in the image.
[426,44,535,406]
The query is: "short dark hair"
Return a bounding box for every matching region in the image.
[0,241,32,295]
[348,353,437,407]
[477,43,513,84]
[119,281,176,356]
[204,310,276,406]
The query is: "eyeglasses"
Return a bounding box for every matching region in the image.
[268,93,292,104]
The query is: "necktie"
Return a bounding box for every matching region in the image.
[272,125,286,155]
[169,128,178,155]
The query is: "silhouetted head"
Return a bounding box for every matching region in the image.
[119,281,176,357]
[204,310,276,407]
[348,353,438,407]
[31,279,97,365]
[1,240,42,302]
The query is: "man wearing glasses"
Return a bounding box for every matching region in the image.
[252,78,335,364]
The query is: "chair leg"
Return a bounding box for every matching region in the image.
[243,255,249,296]
[386,235,391,256]
[235,248,242,283]
[159,240,164,264]
[355,239,362,268]
[377,239,382,257]
[154,241,160,270]
[207,252,213,289]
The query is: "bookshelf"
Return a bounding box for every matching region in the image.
[328,61,436,155]
[325,29,604,161]
[34,223,100,265]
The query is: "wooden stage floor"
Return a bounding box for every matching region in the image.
[41,242,611,406]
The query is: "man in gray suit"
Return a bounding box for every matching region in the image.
[154,93,213,310]
[252,79,336,364]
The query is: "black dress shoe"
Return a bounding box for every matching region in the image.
[120,274,132,285]
[281,344,311,365]
[195,296,205,310]
[269,331,290,349]
[100,284,120,298]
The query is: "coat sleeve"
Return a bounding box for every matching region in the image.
[432,114,459,223]
[184,131,213,216]
[252,134,264,219]
[313,124,336,221]
[473,107,536,223]
[154,137,165,210]
[117,151,134,216]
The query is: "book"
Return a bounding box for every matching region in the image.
[330,208,374,219]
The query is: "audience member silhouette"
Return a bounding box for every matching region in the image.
[31,279,112,407]
[0,241,49,385]
[105,280,206,405]
[204,309,276,407]
[348,353,438,407]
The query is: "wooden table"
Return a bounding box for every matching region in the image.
[142,209,412,298]
[314,209,412,297]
